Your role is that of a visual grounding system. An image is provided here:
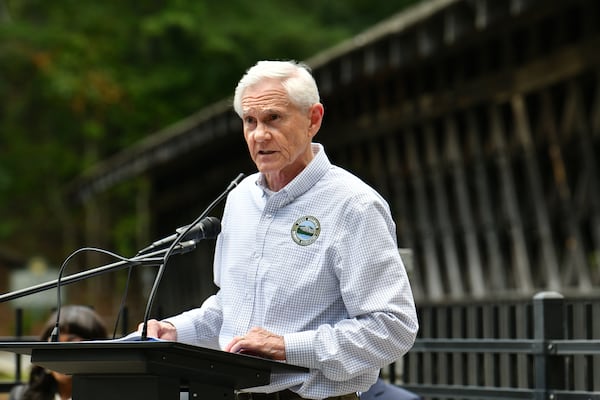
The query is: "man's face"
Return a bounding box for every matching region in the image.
[241,79,322,185]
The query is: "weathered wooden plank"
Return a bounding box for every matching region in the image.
[445,116,486,296]
[511,94,561,290]
[424,123,464,297]
[558,82,594,290]
[466,111,507,291]
[489,105,534,293]
[406,130,445,300]
[383,135,426,301]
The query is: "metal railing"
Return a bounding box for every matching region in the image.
[393,292,600,400]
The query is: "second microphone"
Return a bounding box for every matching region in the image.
[137,216,221,255]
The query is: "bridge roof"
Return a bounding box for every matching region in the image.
[70,0,534,201]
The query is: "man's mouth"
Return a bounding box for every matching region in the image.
[258,150,276,155]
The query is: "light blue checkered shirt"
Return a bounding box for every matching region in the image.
[167,143,418,399]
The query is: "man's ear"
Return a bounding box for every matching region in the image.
[308,103,324,138]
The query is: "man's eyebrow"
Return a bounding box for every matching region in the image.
[243,107,284,116]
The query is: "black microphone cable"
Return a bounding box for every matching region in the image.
[112,263,134,339]
[140,172,245,341]
[51,247,152,342]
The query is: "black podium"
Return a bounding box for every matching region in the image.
[0,341,308,400]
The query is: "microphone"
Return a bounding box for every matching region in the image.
[137,216,222,255]
[140,172,245,340]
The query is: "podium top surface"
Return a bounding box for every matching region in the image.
[0,340,308,389]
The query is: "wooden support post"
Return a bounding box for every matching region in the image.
[466,111,506,291]
[512,94,562,291]
[406,130,444,300]
[489,105,534,292]
[445,116,486,297]
[424,123,464,297]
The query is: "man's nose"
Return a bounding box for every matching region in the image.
[254,123,271,142]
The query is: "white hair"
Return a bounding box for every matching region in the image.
[233,60,320,116]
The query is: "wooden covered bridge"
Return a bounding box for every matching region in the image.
[71,0,599,312]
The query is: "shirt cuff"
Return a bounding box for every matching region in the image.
[163,313,198,344]
[284,330,319,369]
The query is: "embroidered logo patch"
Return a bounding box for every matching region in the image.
[291,216,321,246]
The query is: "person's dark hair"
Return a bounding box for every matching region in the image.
[38,305,108,342]
[22,305,107,400]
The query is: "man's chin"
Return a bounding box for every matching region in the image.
[256,163,281,175]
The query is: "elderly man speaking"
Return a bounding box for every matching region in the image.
[140,60,418,400]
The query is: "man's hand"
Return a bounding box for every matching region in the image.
[224,327,286,360]
[137,319,177,341]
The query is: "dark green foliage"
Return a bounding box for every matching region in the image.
[0,0,420,260]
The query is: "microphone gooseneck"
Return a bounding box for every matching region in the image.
[140,172,245,341]
[52,246,163,342]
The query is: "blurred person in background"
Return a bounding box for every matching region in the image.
[9,305,108,400]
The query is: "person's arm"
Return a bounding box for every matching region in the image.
[285,198,418,380]
[162,293,224,347]
[134,292,223,349]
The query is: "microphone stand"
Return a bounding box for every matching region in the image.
[140,173,245,340]
[0,243,196,304]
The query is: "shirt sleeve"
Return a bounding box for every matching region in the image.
[164,292,223,349]
[284,195,419,381]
